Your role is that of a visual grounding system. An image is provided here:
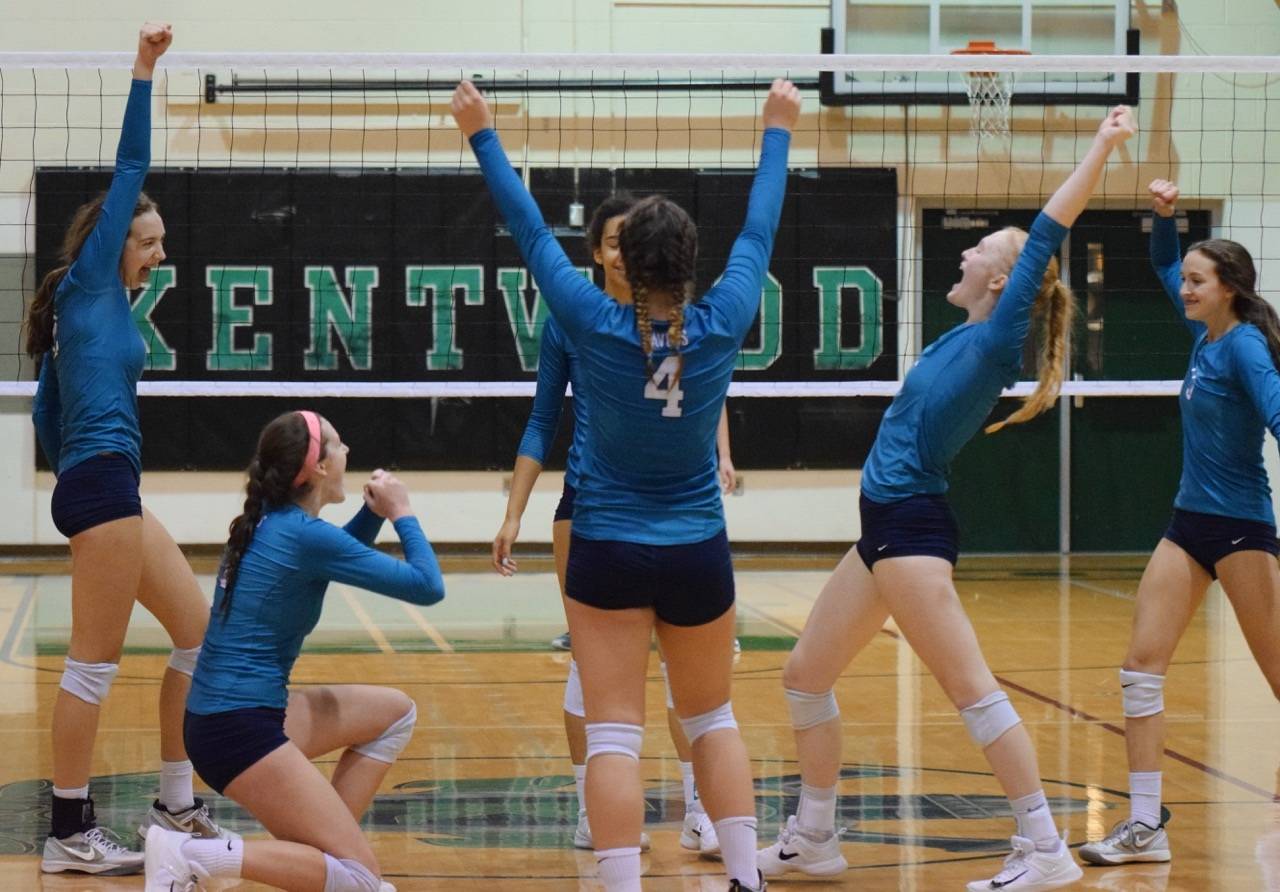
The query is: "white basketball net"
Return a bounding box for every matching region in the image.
[964,69,1014,140]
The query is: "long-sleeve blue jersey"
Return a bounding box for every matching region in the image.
[35,78,151,478]
[861,213,1069,502]
[1151,214,1280,523]
[516,315,588,488]
[187,504,444,714]
[471,126,790,544]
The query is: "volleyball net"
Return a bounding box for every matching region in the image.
[0,52,1277,480]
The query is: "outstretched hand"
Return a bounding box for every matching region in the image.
[451,81,494,138]
[134,22,172,78]
[1096,105,1137,149]
[762,79,802,132]
[1148,178,1180,218]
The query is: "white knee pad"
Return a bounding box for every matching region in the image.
[352,702,417,764]
[1120,669,1165,718]
[679,701,738,744]
[564,660,586,718]
[166,645,201,678]
[60,658,119,706]
[585,722,644,762]
[660,662,674,710]
[785,687,839,731]
[960,690,1021,747]
[322,854,380,892]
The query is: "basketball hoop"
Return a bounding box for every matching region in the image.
[951,40,1030,140]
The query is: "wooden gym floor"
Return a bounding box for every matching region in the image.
[0,554,1274,890]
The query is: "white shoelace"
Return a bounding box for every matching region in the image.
[81,826,133,856]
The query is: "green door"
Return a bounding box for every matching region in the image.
[920,209,1208,552]
[1067,210,1209,551]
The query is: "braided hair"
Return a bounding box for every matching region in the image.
[217,411,325,618]
[618,195,697,377]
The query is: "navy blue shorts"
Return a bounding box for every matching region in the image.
[184,707,290,794]
[554,481,577,523]
[856,492,960,569]
[565,530,735,626]
[1163,508,1279,579]
[50,453,142,538]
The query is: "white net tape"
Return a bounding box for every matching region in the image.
[0,380,1183,399]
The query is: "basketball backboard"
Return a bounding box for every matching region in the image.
[825,0,1135,105]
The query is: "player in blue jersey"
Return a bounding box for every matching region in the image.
[492,195,734,857]
[759,107,1136,892]
[456,78,801,892]
[24,24,234,876]
[1078,180,1280,869]
[143,410,444,892]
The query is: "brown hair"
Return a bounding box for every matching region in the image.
[1186,238,1280,369]
[218,411,326,617]
[587,193,636,253]
[618,195,697,379]
[986,227,1077,434]
[24,191,159,358]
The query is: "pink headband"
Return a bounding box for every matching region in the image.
[292,410,322,488]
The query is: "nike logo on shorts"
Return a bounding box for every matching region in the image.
[876,544,889,552]
[1231,536,1246,545]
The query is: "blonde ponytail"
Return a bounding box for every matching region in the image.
[986,250,1076,434]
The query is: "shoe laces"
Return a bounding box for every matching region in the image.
[1104,818,1155,847]
[989,835,1038,884]
[81,826,133,856]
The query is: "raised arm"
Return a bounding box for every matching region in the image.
[32,356,62,475]
[1042,106,1136,229]
[1148,178,1201,334]
[494,322,572,574]
[987,106,1136,349]
[452,82,607,343]
[68,23,170,292]
[705,80,800,338]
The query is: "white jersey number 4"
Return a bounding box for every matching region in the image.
[645,356,684,418]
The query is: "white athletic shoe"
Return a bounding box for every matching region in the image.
[756,815,847,878]
[572,813,651,852]
[380,883,397,892]
[966,835,1083,891]
[139,797,239,843]
[1079,818,1171,865]
[41,825,145,876]
[680,807,720,855]
[143,825,210,891]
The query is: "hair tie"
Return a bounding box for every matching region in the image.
[292,410,322,488]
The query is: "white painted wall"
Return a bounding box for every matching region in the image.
[0,1,1277,545]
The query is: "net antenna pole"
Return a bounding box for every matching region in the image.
[951,40,1029,141]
